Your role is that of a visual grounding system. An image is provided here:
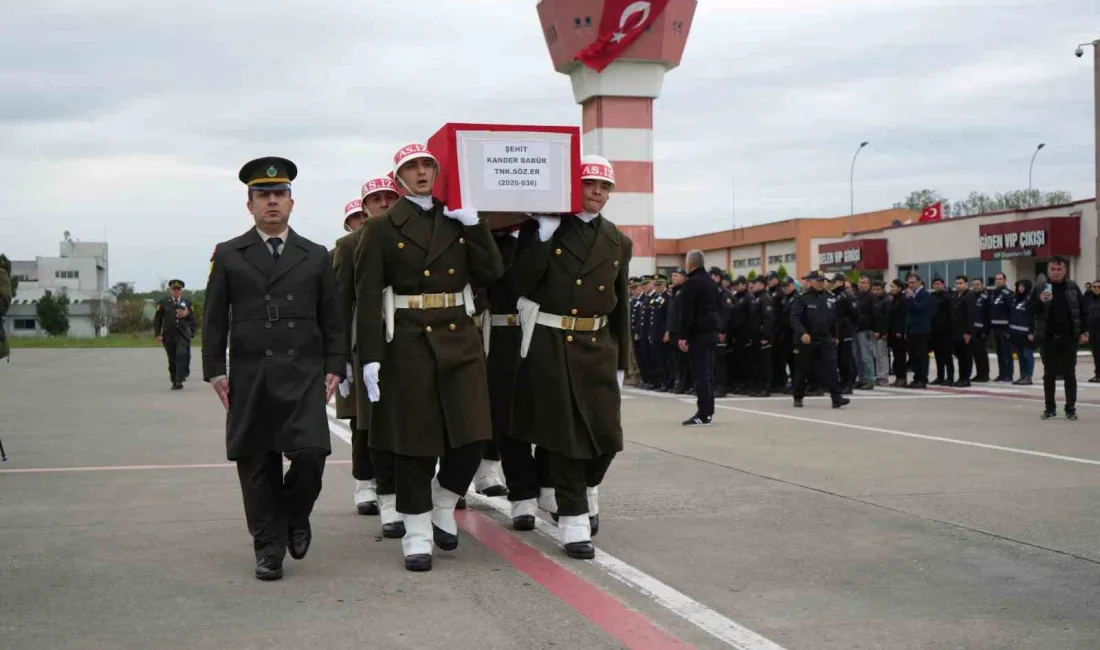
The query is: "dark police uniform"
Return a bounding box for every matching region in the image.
[930,284,954,384]
[202,157,347,581]
[990,284,1015,381]
[649,277,671,390]
[773,281,796,391]
[790,272,846,408]
[154,279,196,389]
[747,283,776,396]
[971,288,991,381]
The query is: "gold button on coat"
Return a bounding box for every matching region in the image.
[398,242,406,249]
[575,279,582,286]
[591,337,598,343]
[449,323,456,331]
[598,285,606,291]
[571,309,578,315]
[423,269,431,277]
[555,248,562,255]
[426,326,433,333]
[566,335,574,342]
[459,237,466,244]
[448,269,455,275]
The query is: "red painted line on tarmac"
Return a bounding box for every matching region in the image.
[456,509,694,650]
[0,460,351,475]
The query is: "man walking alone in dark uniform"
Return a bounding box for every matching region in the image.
[203,157,346,581]
[155,279,196,390]
[791,271,849,409]
[677,250,720,425]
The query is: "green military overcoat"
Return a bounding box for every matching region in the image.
[510,215,632,459]
[355,197,504,457]
[331,230,370,425]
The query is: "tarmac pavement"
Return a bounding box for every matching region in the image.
[3,348,1100,649]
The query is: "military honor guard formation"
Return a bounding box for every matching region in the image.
[198,140,630,580]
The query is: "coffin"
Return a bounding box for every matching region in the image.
[426,123,582,230]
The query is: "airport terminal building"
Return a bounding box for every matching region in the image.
[811,199,1098,285]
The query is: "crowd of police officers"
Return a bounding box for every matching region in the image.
[630,262,1100,418]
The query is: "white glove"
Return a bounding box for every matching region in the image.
[537,215,560,242]
[443,206,479,226]
[338,362,354,398]
[363,362,381,403]
[617,370,625,390]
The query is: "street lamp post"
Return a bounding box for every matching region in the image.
[849,141,869,233]
[1077,39,1099,280]
[1028,142,1046,196]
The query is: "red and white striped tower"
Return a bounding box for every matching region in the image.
[538,0,697,276]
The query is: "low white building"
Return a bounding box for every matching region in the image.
[3,232,114,338]
[809,199,1098,286]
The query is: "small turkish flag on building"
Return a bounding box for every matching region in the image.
[919,202,943,223]
[575,0,671,73]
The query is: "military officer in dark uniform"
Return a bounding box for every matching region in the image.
[202,157,347,581]
[355,143,504,572]
[512,155,631,560]
[154,279,196,390]
[648,275,671,390]
[791,271,849,409]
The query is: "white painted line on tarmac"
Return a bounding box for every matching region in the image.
[714,405,1100,467]
[323,408,787,650]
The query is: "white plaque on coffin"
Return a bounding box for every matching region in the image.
[453,130,576,214]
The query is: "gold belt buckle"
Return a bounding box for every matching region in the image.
[560,315,577,330]
[506,314,518,327]
[576,317,597,331]
[407,296,422,309]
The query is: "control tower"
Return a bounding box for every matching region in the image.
[538,0,697,275]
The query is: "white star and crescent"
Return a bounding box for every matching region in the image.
[610,1,651,43]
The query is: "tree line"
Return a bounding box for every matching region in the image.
[893,188,1074,218]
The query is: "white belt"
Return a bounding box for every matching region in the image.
[393,292,466,310]
[533,312,608,332]
[491,314,520,327]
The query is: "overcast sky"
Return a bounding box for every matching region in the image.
[1,0,1097,290]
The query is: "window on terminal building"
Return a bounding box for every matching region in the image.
[747,257,761,266]
[768,255,783,265]
[13,318,36,330]
[733,259,747,268]
[898,258,1003,286]
[785,253,796,263]
[55,270,79,279]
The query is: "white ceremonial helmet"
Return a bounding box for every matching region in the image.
[361,176,399,200]
[392,143,438,177]
[343,199,363,232]
[580,154,615,188]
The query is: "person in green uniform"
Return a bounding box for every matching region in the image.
[511,154,632,560]
[202,157,346,581]
[153,279,196,390]
[355,143,504,572]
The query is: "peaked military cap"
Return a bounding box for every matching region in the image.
[708,266,724,276]
[653,274,668,283]
[830,272,846,283]
[629,277,641,287]
[803,270,824,281]
[168,279,185,289]
[766,270,779,280]
[734,275,748,285]
[239,156,297,190]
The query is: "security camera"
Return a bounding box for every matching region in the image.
[1076,46,1084,58]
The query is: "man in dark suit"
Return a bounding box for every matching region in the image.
[511,155,632,561]
[904,273,935,388]
[154,279,196,390]
[202,157,346,582]
[677,250,721,425]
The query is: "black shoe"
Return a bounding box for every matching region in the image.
[513,515,535,531]
[171,383,183,390]
[931,378,946,386]
[1066,409,1078,421]
[1042,409,1057,420]
[455,496,467,510]
[955,380,971,388]
[255,557,283,581]
[405,553,432,572]
[564,541,595,560]
[357,501,379,516]
[682,415,712,426]
[478,485,508,498]
[589,514,600,537]
[1012,377,1033,385]
[382,521,406,539]
[909,381,927,389]
[1089,376,1100,383]
[793,398,803,408]
[832,397,850,409]
[433,525,458,551]
[288,526,311,560]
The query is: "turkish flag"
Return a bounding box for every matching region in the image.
[575,0,671,73]
[919,202,943,223]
